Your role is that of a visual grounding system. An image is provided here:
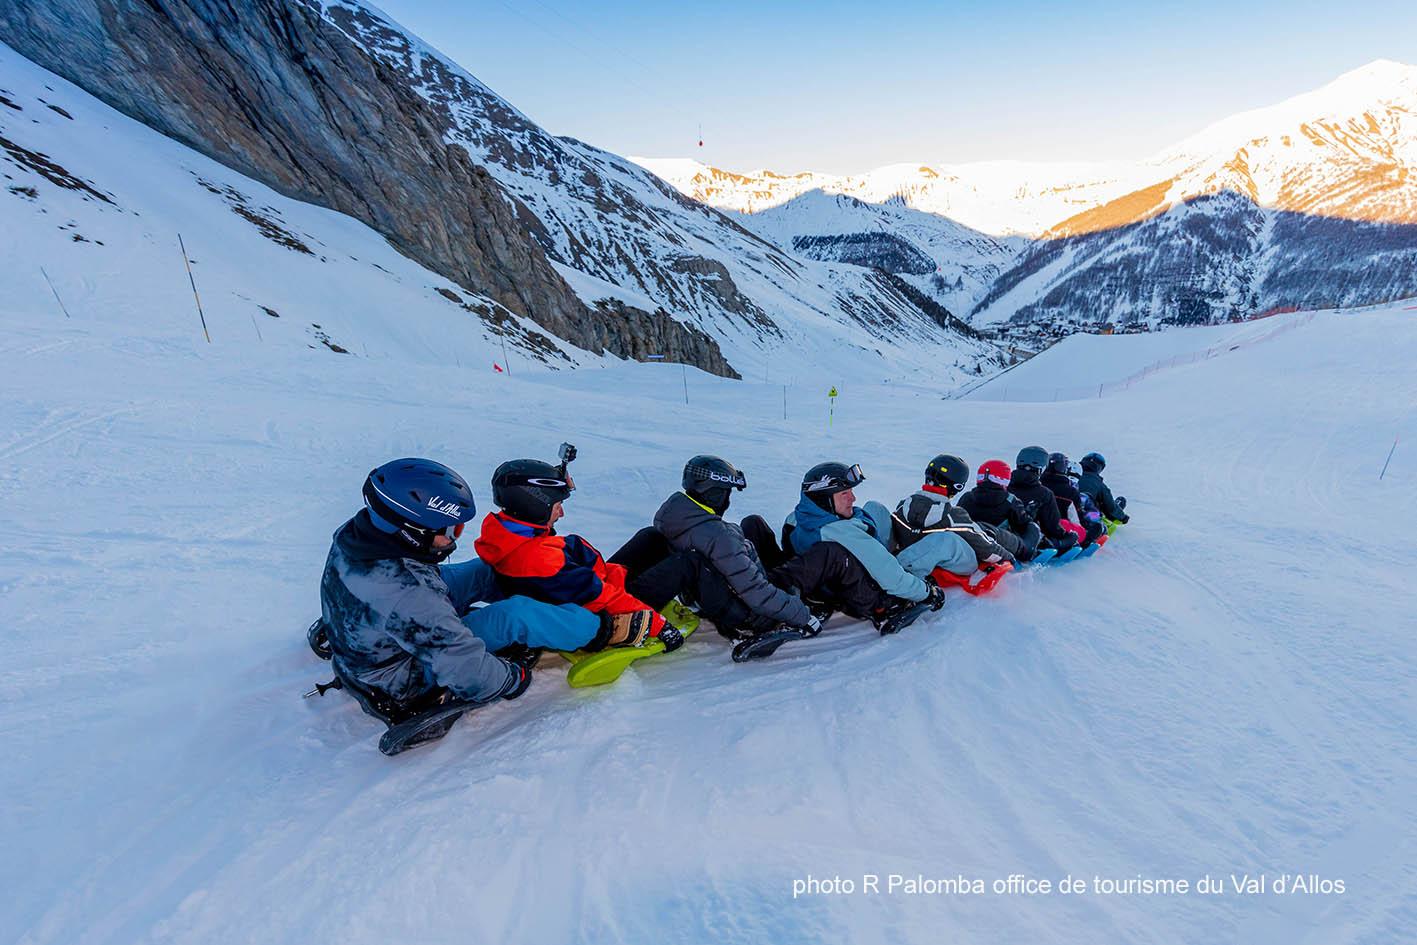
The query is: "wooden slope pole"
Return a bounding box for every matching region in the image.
[39,267,71,319]
[177,234,211,343]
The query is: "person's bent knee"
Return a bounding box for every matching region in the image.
[464,597,600,652]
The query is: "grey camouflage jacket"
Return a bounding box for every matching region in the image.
[320,512,514,706]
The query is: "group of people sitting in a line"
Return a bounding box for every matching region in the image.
[313,447,1129,726]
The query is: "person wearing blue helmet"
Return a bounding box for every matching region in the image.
[316,458,599,728]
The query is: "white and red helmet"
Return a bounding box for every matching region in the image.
[977,459,1012,488]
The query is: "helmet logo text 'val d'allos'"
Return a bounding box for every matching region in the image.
[426,496,464,518]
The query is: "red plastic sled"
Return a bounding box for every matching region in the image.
[929,561,1013,596]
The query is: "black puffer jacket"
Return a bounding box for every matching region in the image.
[959,481,1034,533]
[654,491,811,627]
[1007,472,1074,543]
[1077,470,1127,520]
[1041,469,1086,523]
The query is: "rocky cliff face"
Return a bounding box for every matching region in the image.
[313,0,990,377]
[0,0,733,374]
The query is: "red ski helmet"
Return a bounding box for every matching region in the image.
[977,459,1012,488]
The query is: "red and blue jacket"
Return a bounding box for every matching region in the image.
[473,512,664,630]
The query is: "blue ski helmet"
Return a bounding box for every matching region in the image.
[363,458,477,560]
[1081,452,1107,473]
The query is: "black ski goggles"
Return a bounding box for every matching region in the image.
[804,463,866,493]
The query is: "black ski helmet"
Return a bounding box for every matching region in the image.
[1016,446,1048,470]
[1081,451,1106,473]
[801,461,865,513]
[491,459,572,525]
[924,454,970,496]
[1014,446,1047,485]
[682,454,746,513]
[1047,452,1070,476]
[363,457,477,561]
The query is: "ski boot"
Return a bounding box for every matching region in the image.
[872,597,934,635]
[496,642,545,670]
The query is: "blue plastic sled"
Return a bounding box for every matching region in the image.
[1028,548,1058,567]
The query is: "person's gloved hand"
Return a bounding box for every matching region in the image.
[799,613,825,637]
[499,661,532,700]
[923,575,948,611]
[1056,532,1079,552]
[657,624,685,652]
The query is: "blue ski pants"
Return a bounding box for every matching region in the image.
[440,558,599,652]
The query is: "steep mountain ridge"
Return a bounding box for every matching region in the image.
[973,61,1417,329]
[734,189,1027,315]
[641,61,1417,332]
[0,0,738,371]
[2,0,995,381]
[314,0,995,379]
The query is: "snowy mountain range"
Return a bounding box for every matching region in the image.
[0,0,999,384]
[638,60,1417,334]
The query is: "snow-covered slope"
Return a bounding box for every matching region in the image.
[0,40,583,369]
[5,276,1416,941]
[960,311,1321,401]
[0,36,1000,384]
[313,1,997,382]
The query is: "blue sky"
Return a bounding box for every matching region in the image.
[371,0,1417,174]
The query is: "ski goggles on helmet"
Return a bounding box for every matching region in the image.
[803,463,866,493]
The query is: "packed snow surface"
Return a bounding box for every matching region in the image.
[961,313,1323,400]
[3,299,1415,944]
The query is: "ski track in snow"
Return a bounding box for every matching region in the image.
[2,308,1416,944]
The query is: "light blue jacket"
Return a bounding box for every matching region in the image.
[895,532,976,578]
[787,497,929,602]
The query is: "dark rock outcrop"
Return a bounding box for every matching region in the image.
[793,232,936,275]
[0,0,734,374]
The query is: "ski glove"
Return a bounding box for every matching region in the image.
[499,661,532,701]
[658,624,686,652]
[800,613,824,637]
